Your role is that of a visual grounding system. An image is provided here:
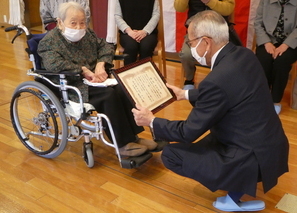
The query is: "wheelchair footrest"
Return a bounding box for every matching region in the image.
[120,152,153,169]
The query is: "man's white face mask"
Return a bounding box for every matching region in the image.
[190,38,208,66]
[62,26,86,42]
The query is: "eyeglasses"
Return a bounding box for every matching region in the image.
[185,36,210,47]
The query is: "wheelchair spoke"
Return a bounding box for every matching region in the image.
[10,81,68,158]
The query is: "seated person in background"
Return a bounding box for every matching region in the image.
[40,0,91,30]
[37,1,158,157]
[132,10,289,212]
[175,0,238,90]
[254,0,297,114]
[114,0,160,65]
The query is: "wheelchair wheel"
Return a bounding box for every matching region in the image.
[10,81,68,158]
[83,142,94,168]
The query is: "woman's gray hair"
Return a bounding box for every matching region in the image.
[58,1,86,22]
[189,10,229,45]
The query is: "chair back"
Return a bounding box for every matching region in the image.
[154,0,166,77]
[26,33,47,70]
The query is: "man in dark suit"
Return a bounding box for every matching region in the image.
[132,10,289,212]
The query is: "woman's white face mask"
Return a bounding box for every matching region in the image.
[62,27,86,42]
[190,38,208,66]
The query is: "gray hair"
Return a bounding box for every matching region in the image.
[189,10,229,45]
[58,1,86,22]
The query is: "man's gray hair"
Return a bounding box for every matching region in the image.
[58,1,86,22]
[189,10,229,45]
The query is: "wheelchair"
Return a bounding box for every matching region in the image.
[5,24,153,169]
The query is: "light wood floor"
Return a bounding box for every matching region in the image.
[1,27,297,213]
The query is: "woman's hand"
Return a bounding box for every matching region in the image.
[82,66,97,82]
[94,62,108,83]
[134,30,148,42]
[125,27,138,40]
[273,43,289,59]
[264,42,276,55]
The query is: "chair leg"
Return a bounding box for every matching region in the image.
[114,58,121,69]
[162,56,167,79]
[290,62,297,109]
[180,66,185,88]
[157,52,163,76]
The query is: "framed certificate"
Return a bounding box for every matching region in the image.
[112,58,176,113]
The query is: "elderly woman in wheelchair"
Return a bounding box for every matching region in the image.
[9,1,163,168]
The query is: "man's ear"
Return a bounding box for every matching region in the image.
[204,37,212,51]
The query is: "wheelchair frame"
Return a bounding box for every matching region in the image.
[6,24,152,168]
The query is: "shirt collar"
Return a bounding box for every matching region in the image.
[210,42,228,70]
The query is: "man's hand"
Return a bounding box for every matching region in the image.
[132,103,155,126]
[166,83,187,101]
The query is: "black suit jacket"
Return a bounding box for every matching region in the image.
[154,43,289,196]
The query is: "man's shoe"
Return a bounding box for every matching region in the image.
[152,140,169,152]
[213,195,265,211]
[183,84,195,90]
[136,138,158,151]
[119,142,148,157]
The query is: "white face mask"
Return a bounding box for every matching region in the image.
[190,38,208,66]
[62,27,86,42]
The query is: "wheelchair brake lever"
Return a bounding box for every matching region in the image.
[11,29,23,44]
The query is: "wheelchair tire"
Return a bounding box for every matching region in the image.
[83,142,94,168]
[10,81,68,158]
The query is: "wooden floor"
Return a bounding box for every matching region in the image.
[1,27,297,213]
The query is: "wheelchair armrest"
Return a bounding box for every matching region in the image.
[34,69,81,76]
[113,54,129,61]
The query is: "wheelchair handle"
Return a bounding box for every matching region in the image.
[4,25,18,32]
[44,18,57,25]
[5,24,31,43]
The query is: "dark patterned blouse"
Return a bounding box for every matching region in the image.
[37,27,115,102]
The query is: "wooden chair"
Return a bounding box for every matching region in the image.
[114,0,167,78]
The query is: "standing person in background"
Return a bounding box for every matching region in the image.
[254,0,297,114]
[175,0,238,90]
[114,0,160,65]
[40,0,91,30]
[132,10,289,212]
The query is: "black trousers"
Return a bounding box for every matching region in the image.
[256,44,297,103]
[88,85,144,147]
[119,33,158,65]
[161,141,262,196]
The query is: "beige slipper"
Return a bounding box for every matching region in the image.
[119,142,148,157]
[136,138,158,151]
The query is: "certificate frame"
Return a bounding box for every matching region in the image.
[112,58,176,114]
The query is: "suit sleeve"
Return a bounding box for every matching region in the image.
[153,80,230,143]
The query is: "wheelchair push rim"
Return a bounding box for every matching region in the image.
[10,81,68,158]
